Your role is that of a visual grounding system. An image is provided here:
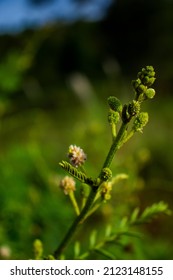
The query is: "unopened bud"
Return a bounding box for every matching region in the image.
[133,112,149,133]
[145,88,156,99]
[107,96,122,113]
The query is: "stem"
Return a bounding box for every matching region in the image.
[102,123,127,169]
[111,123,116,140]
[53,188,97,259]
[69,192,80,216]
[54,122,128,259]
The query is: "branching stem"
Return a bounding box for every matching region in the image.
[54,122,128,259]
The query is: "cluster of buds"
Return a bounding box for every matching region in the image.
[132,66,156,102]
[132,112,149,133]
[107,96,122,126]
[68,145,87,167]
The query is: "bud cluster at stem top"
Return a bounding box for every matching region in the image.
[132,66,156,102]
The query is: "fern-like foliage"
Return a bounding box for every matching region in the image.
[128,201,171,226]
[73,201,171,260]
[59,160,94,185]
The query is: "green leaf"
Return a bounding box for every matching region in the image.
[130,207,140,223]
[89,230,97,248]
[141,201,171,222]
[105,224,112,237]
[74,241,80,258]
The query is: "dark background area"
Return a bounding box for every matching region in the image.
[0,0,173,259]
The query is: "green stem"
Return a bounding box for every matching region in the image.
[102,123,127,169]
[69,191,80,216]
[54,122,128,259]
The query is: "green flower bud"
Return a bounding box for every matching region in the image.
[142,76,156,87]
[107,96,122,113]
[133,112,149,133]
[145,66,155,77]
[137,66,156,86]
[136,84,147,94]
[132,78,141,90]
[108,110,120,125]
[145,88,156,99]
[122,101,140,123]
[101,182,112,201]
[128,100,140,116]
[100,168,112,181]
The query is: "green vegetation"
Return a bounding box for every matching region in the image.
[0,0,173,259]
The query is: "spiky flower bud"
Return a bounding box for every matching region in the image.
[133,112,149,133]
[122,101,140,123]
[128,100,140,116]
[100,167,112,181]
[108,110,120,125]
[60,176,76,195]
[107,96,122,113]
[68,145,87,167]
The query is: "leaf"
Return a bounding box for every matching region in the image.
[130,207,140,223]
[141,201,171,222]
[120,216,128,228]
[74,241,81,258]
[89,230,97,248]
[105,224,112,237]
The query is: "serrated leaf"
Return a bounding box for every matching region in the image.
[141,201,170,221]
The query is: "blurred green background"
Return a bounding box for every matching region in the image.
[0,0,173,259]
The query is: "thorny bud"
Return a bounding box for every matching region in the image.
[133,112,149,133]
[107,96,122,113]
[100,167,112,181]
[68,145,87,167]
[101,182,112,201]
[60,176,76,195]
